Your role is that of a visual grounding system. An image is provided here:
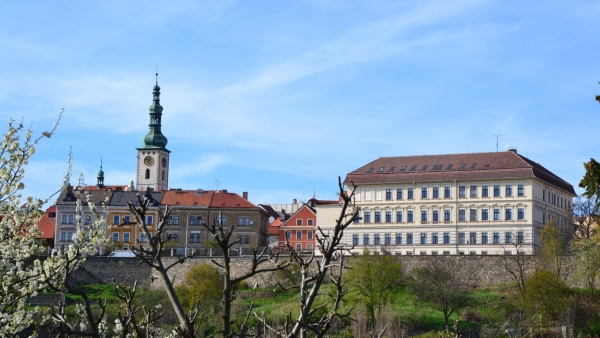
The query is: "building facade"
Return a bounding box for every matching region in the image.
[318,150,576,255]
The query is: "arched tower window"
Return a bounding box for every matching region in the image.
[145,169,150,179]
[162,170,165,181]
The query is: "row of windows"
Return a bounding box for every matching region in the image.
[111,232,152,243]
[373,184,526,202]
[285,230,314,240]
[352,232,525,246]
[294,243,314,252]
[295,219,314,226]
[357,208,526,223]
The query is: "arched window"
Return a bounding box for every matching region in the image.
[145,169,150,179]
[162,170,165,181]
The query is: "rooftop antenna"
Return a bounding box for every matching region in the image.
[493,134,503,152]
[214,179,221,191]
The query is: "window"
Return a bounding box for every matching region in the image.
[421,187,428,199]
[410,165,416,171]
[388,166,395,172]
[470,186,477,197]
[460,163,467,169]
[432,233,439,244]
[385,189,392,200]
[421,211,427,222]
[400,166,406,171]
[167,216,172,225]
[444,187,451,198]
[124,215,131,223]
[446,164,453,170]
[458,233,465,244]
[518,185,524,196]
[243,235,250,244]
[113,215,120,225]
[124,232,130,243]
[296,244,302,252]
[173,216,179,225]
[470,209,477,221]
[433,187,439,198]
[385,234,391,245]
[112,232,119,242]
[374,234,381,245]
[396,211,402,222]
[482,209,489,221]
[364,211,371,223]
[505,232,512,244]
[506,185,512,196]
[146,215,153,225]
[421,165,428,171]
[481,233,488,244]
[191,233,202,243]
[459,186,466,198]
[517,232,524,244]
[374,211,381,223]
[505,208,512,220]
[61,231,73,242]
[396,233,402,244]
[190,216,196,225]
[494,185,500,197]
[140,233,147,243]
[85,215,91,224]
[296,231,302,239]
[307,244,313,252]
[433,210,439,222]
[408,188,414,199]
[297,219,303,226]
[470,232,476,245]
[219,216,227,226]
[407,234,413,245]
[385,211,392,222]
[378,167,384,172]
[444,233,450,244]
[353,215,360,223]
[470,163,476,169]
[482,186,489,197]
[493,232,500,244]
[518,208,525,220]
[444,210,450,221]
[239,217,251,226]
[420,233,427,244]
[407,211,414,222]
[308,231,313,239]
[286,231,291,239]
[363,234,370,245]
[396,189,403,199]
[493,209,500,220]
[307,219,313,226]
[459,210,465,221]
[145,169,150,179]
[353,234,359,245]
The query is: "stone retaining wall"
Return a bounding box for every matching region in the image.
[75,254,547,290]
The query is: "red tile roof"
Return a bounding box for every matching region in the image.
[344,151,575,195]
[161,190,260,209]
[36,215,55,239]
[268,218,283,235]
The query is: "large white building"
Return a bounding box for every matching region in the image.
[318,150,576,255]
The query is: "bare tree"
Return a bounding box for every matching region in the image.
[413,256,473,329]
[127,194,202,337]
[570,196,598,240]
[259,177,360,338]
[501,241,537,298]
[201,210,290,337]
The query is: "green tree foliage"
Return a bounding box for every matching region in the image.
[570,237,600,302]
[540,218,570,279]
[175,263,222,311]
[524,269,572,322]
[579,158,600,206]
[345,248,403,331]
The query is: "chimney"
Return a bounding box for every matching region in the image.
[293,198,297,204]
[243,192,248,200]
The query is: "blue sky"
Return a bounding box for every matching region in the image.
[1,0,598,205]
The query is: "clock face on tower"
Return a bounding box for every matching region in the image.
[162,157,167,167]
[144,156,154,166]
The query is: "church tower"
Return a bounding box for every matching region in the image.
[136,74,170,191]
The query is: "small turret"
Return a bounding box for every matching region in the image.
[97,158,105,189]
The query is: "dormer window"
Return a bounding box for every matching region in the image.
[470,163,476,169]
[410,166,416,171]
[460,163,467,169]
[446,164,453,170]
[378,167,384,172]
[367,167,374,173]
[421,165,428,171]
[400,166,406,171]
[388,166,395,172]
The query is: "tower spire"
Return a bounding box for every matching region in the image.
[97,157,105,189]
[140,74,168,150]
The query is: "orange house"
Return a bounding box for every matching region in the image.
[278,204,317,252]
